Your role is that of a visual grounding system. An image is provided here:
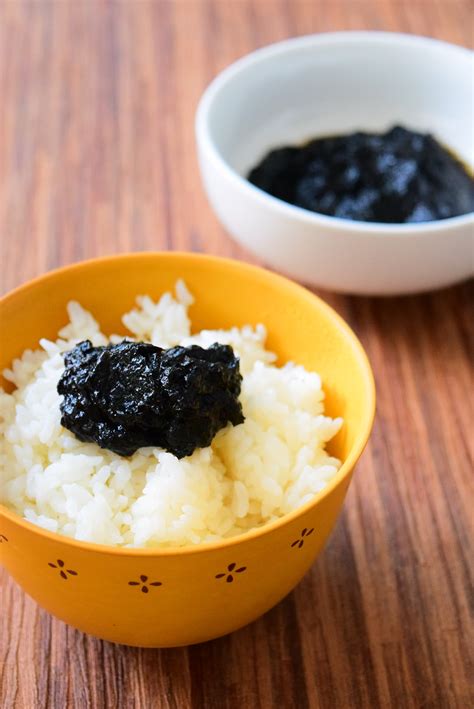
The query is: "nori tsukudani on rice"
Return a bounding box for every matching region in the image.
[0,281,342,548]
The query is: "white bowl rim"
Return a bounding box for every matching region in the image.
[196,31,474,236]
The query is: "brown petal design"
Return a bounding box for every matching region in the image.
[48,563,57,568]
[129,581,140,586]
[226,575,233,583]
[67,570,77,576]
[140,575,148,582]
[236,567,246,573]
[60,570,68,580]
[57,559,65,567]
[141,586,149,594]
[215,573,225,579]
[150,582,162,586]
[228,562,236,571]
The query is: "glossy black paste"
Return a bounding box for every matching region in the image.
[57,340,244,458]
[248,126,474,223]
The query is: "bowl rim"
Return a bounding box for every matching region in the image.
[0,251,376,556]
[196,30,474,235]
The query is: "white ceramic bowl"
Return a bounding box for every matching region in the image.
[196,32,474,295]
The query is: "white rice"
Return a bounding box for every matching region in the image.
[0,280,342,548]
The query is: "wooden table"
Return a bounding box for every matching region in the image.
[0,2,472,707]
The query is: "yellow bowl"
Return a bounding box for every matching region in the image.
[0,253,375,647]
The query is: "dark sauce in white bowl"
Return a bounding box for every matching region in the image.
[248,126,474,224]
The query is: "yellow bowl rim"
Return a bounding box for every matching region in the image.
[0,252,376,556]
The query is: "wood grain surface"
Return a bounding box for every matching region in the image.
[0,2,473,708]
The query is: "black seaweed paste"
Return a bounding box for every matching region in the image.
[57,340,244,458]
[248,126,474,223]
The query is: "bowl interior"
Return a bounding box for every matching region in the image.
[203,33,474,177]
[0,254,374,466]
